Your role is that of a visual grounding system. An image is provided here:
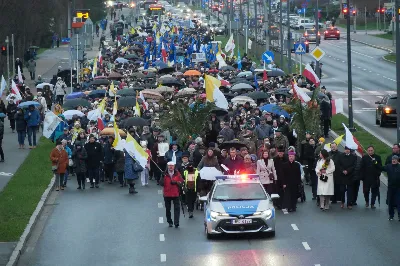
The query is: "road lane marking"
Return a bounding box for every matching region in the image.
[160,254,166,262]
[282,209,288,214]
[334,91,346,95]
[158,189,162,194]
[355,86,364,90]
[363,69,367,71]
[158,202,163,208]
[159,234,165,241]
[302,242,311,250]
[353,91,362,94]
[377,96,383,99]
[291,224,299,231]
[368,91,381,95]
[315,264,321,266]
[353,98,371,103]
[386,90,396,94]
[159,217,164,223]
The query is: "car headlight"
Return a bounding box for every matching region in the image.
[210,211,229,220]
[187,8,190,12]
[253,209,273,218]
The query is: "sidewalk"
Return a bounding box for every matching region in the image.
[337,26,395,53]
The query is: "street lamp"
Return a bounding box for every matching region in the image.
[346,0,354,130]
[395,0,400,142]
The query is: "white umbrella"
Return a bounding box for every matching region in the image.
[237,71,252,78]
[231,96,255,103]
[36,83,54,90]
[231,83,254,91]
[88,110,112,121]
[159,74,173,79]
[199,167,223,181]
[63,110,84,120]
[176,87,196,96]
[138,67,157,72]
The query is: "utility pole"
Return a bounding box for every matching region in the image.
[315,0,320,78]
[268,0,272,50]
[264,0,269,51]
[6,36,10,83]
[287,0,291,73]
[279,0,283,67]
[346,0,354,130]
[254,0,258,41]
[11,34,15,78]
[396,0,400,142]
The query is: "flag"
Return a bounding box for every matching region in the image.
[292,82,311,103]
[303,64,320,87]
[125,132,149,168]
[135,95,141,117]
[248,39,252,50]
[237,49,242,70]
[161,43,167,63]
[323,135,344,152]
[11,80,22,100]
[17,66,23,83]
[331,98,344,115]
[97,118,105,131]
[109,81,117,96]
[0,75,6,96]
[92,57,97,78]
[224,34,235,53]
[98,50,103,65]
[216,43,227,69]
[112,97,118,116]
[139,91,148,110]
[112,121,125,151]
[263,62,268,81]
[342,123,362,154]
[153,23,157,32]
[130,27,136,34]
[205,75,228,110]
[43,111,62,139]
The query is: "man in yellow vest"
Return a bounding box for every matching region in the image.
[183,164,200,218]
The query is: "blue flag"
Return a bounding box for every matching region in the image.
[237,49,242,70]
[254,73,259,91]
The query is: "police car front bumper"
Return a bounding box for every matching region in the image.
[206,210,275,235]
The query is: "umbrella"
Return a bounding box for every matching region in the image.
[17,101,40,108]
[123,117,150,127]
[220,65,235,71]
[246,91,270,100]
[89,79,110,86]
[63,110,84,120]
[159,74,173,79]
[66,92,86,100]
[36,83,54,90]
[63,99,91,110]
[0,113,5,118]
[107,72,124,80]
[173,71,183,76]
[124,54,140,59]
[133,60,143,65]
[231,96,255,103]
[211,107,228,116]
[154,86,174,93]
[160,78,183,87]
[117,88,137,96]
[208,68,219,73]
[158,67,175,74]
[138,67,157,72]
[176,87,196,97]
[237,71,253,78]
[100,128,127,137]
[220,80,231,87]
[131,72,145,78]
[153,61,168,68]
[306,91,329,100]
[183,70,201,76]
[230,78,251,85]
[219,140,248,151]
[89,89,107,97]
[231,83,254,91]
[232,61,251,68]
[115,57,129,64]
[88,110,111,121]
[94,76,107,79]
[268,69,286,77]
[141,90,164,99]
[143,83,157,89]
[132,41,144,46]
[259,104,290,118]
[117,96,142,107]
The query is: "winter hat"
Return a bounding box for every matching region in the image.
[182,151,190,158]
[195,137,203,144]
[288,151,296,156]
[208,142,216,148]
[277,145,285,153]
[392,155,399,161]
[167,161,176,166]
[318,137,325,143]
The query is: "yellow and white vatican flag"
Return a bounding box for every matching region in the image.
[125,132,149,168]
[205,75,228,110]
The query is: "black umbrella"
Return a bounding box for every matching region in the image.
[117,97,143,107]
[117,88,136,96]
[123,117,150,127]
[268,69,286,77]
[124,54,140,59]
[220,65,235,71]
[89,79,110,86]
[143,83,157,89]
[211,107,229,117]
[230,78,251,85]
[89,89,107,97]
[232,61,252,68]
[219,140,248,151]
[158,67,175,74]
[131,72,145,78]
[160,78,183,87]
[246,91,270,100]
[63,99,90,110]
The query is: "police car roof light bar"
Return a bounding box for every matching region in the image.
[215,174,260,180]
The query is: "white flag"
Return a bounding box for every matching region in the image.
[0,75,6,97]
[224,34,235,53]
[248,39,252,50]
[342,123,358,150]
[18,66,23,83]
[43,111,62,138]
[11,80,22,100]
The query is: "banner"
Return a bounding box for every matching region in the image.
[43,111,62,138]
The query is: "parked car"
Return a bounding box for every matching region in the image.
[324,27,340,40]
[375,94,397,127]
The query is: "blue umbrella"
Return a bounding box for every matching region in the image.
[115,57,129,64]
[0,113,6,118]
[132,41,144,46]
[66,92,85,100]
[260,104,290,118]
[18,101,40,108]
[153,61,167,68]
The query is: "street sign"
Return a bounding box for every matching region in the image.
[310,46,326,61]
[294,43,306,55]
[262,51,274,63]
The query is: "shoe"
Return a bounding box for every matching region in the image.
[120,184,124,187]
[108,181,112,184]
[312,197,317,200]
[353,203,358,206]
[95,184,99,188]
[365,203,369,208]
[347,206,352,210]
[169,223,173,227]
[33,146,36,149]
[82,184,85,189]
[60,186,64,190]
[189,212,193,218]
[29,146,33,149]
[132,189,138,194]
[389,217,394,221]
[90,184,94,188]
[341,203,344,208]
[371,205,376,209]
[77,186,81,189]
[175,224,179,228]
[55,187,59,191]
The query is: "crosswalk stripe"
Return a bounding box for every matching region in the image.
[368,91,381,95]
[386,90,396,94]
[333,91,346,95]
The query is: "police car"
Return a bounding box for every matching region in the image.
[202,174,278,239]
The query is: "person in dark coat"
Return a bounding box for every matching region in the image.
[304,137,317,199]
[15,58,23,74]
[360,146,382,209]
[282,151,302,212]
[273,146,288,209]
[300,131,312,184]
[84,134,103,188]
[114,150,125,186]
[0,99,6,114]
[6,99,17,133]
[222,147,245,174]
[329,143,342,203]
[159,161,184,228]
[382,155,400,220]
[219,122,235,141]
[320,98,331,138]
[103,136,115,184]
[72,141,88,189]
[123,150,141,194]
[385,144,400,166]
[336,146,357,209]
[352,149,362,205]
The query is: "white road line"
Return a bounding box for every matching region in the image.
[363,69,367,71]
[377,73,381,75]
[355,87,364,91]
[353,91,362,94]
[315,264,321,266]
[159,234,165,241]
[158,202,163,208]
[302,242,311,250]
[158,189,162,195]
[159,217,164,224]
[353,98,371,103]
[368,91,381,95]
[334,91,346,95]
[291,224,299,231]
[377,96,384,99]
[160,254,166,262]
[342,60,345,63]
[352,65,356,67]
[386,90,396,94]
[282,209,289,214]
[361,108,377,110]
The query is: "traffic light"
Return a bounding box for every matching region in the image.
[1,46,6,56]
[343,7,348,18]
[352,10,356,16]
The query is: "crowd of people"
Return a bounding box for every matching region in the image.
[0,8,399,229]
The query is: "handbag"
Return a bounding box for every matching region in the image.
[319,174,328,182]
[51,165,58,172]
[68,159,74,167]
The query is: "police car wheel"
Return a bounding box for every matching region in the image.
[266,231,276,238]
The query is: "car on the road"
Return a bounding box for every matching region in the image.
[203,174,278,239]
[212,25,226,35]
[375,94,397,127]
[323,27,340,40]
[303,29,321,43]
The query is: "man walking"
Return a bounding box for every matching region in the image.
[382,155,400,221]
[337,146,357,209]
[182,164,200,218]
[24,105,40,149]
[159,161,184,228]
[85,134,103,188]
[282,151,302,212]
[360,146,382,209]
[27,58,36,80]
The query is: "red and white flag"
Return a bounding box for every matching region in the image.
[302,64,320,87]
[342,123,363,154]
[17,66,23,84]
[263,62,268,81]
[161,43,167,63]
[139,91,148,110]
[292,82,311,103]
[11,80,22,100]
[98,51,103,65]
[331,98,344,115]
[97,118,105,131]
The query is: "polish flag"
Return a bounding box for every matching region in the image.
[11,80,22,100]
[161,43,167,63]
[139,91,148,110]
[97,118,105,131]
[217,74,231,87]
[302,64,320,87]
[331,98,344,115]
[342,123,363,154]
[98,51,103,65]
[292,82,311,103]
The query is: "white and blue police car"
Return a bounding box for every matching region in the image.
[202,174,279,239]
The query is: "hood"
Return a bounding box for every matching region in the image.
[218,200,262,215]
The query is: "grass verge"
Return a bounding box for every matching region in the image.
[373,33,393,40]
[331,114,391,162]
[0,137,54,242]
[37,48,48,55]
[384,53,396,63]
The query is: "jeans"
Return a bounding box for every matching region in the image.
[63,169,69,185]
[17,131,25,145]
[56,95,64,106]
[0,138,4,160]
[88,166,100,185]
[30,71,35,80]
[164,197,180,225]
[387,187,400,218]
[27,126,37,146]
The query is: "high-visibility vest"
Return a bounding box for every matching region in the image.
[184,169,199,192]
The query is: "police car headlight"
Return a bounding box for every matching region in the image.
[253,209,272,218]
[210,211,229,220]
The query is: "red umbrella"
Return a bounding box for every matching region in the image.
[221,80,231,87]
[208,68,219,73]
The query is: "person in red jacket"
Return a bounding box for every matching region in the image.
[160,161,184,228]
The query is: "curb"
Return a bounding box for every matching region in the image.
[6,176,55,266]
[381,54,396,64]
[350,38,394,53]
[329,130,388,187]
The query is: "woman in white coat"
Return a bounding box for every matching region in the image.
[315,149,335,211]
[256,151,277,195]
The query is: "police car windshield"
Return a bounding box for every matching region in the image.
[212,183,267,201]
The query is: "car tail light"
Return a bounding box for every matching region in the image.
[304,32,308,36]
[385,107,391,114]
[325,31,328,34]
[336,31,340,34]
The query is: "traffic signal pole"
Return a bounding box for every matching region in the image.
[315,0,320,79]
[346,0,354,130]
[396,0,400,142]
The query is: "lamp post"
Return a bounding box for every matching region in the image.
[346,0,354,130]
[395,0,400,142]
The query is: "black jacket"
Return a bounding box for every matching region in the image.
[336,153,357,185]
[329,150,342,183]
[385,153,400,166]
[382,164,400,188]
[0,119,4,139]
[6,103,17,120]
[14,112,27,131]
[223,156,244,174]
[114,150,125,173]
[84,141,103,168]
[274,155,288,186]
[103,142,115,164]
[282,161,302,187]
[360,154,382,187]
